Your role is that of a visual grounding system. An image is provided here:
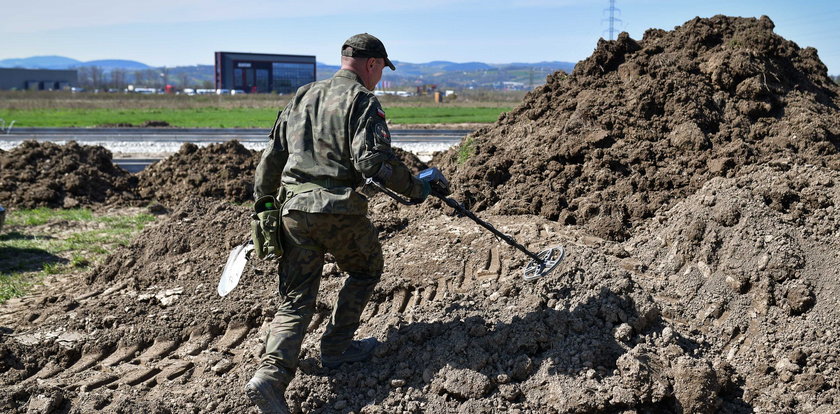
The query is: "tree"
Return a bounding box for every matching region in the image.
[110,68,127,90]
[77,66,106,90]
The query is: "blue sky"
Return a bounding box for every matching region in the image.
[2,0,838,73]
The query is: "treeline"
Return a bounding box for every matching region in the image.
[76,66,215,91]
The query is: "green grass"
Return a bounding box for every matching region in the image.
[0,208,155,303]
[458,137,476,164]
[0,106,510,128]
[6,207,94,226]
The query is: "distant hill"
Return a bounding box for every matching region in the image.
[79,59,149,70]
[315,60,576,90]
[0,55,82,69]
[0,56,148,70]
[0,55,577,90]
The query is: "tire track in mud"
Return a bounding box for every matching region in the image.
[3,259,489,411]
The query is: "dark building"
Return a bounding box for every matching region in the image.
[214,52,316,94]
[0,68,77,90]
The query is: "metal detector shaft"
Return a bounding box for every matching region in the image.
[434,195,544,263]
[365,178,546,265]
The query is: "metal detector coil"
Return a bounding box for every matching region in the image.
[523,246,564,281]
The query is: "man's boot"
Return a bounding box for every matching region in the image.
[245,375,290,414]
[321,337,379,369]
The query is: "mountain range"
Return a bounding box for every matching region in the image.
[0,55,576,90]
[0,55,150,70]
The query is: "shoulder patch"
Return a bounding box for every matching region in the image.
[377,107,386,119]
[374,122,391,142]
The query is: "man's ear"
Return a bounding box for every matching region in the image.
[368,57,377,70]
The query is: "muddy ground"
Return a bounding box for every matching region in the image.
[2,14,840,414]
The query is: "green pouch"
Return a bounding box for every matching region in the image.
[251,195,284,259]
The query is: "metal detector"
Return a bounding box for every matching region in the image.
[367,168,564,281]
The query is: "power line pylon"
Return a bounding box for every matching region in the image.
[602,0,623,40]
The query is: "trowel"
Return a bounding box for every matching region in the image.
[217,240,254,297]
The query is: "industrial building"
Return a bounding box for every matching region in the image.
[0,68,77,90]
[214,52,316,94]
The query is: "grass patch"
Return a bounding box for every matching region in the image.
[0,106,510,128]
[457,137,476,164]
[0,207,155,303]
[7,207,95,226]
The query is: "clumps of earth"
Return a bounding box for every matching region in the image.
[2,14,840,414]
[0,141,137,209]
[136,141,258,205]
[435,14,840,241]
[0,141,427,211]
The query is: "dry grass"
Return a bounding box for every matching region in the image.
[0,89,525,110]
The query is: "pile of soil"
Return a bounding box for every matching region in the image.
[0,197,736,413]
[624,163,840,412]
[96,121,172,128]
[136,141,258,205]
[134,142,427,208]
[0,141,138,208]
[2,14,840,414]
[0,139,428,210]
[435,15,840,241]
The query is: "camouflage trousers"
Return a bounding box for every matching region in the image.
[254,210,383,386]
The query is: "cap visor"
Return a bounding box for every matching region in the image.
[385,57,395,71]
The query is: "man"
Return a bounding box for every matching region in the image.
[246,33,430,413]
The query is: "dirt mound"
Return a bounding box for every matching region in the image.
[0,141,138,208]
[136,141,258,206]
[435,15,840,241]
[624,163,840,412]
[97,121,172,128]
[134,142,428,208]
[1,197,738,413]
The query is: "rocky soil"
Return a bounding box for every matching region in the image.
[1,14,839,414]
[0,141,138,209]
[136,141,258,206]
[435,14,840,241]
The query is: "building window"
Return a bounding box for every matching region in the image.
[272,63,313,94]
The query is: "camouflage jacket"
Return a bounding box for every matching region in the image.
[254,69,424,215]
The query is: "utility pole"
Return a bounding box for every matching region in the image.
[603,0,622,40]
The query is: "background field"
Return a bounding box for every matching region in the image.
[0,90,519,127]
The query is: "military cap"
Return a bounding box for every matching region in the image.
[341,33,395,70]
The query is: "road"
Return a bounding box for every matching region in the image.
[1,127,469,172]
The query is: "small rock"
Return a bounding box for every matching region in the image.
[613,323,633,342]
[333,400,347,410]
[26,393,63,414]
[390,379,406,387]
[155,287,184,307]
[211,359,234,375]
[661,326,675,343]
[725,274,750,293]
[775,358,801,375]
[785,284,815,315]
[436,366,492,399]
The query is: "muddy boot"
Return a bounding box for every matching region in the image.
[321,337,379,369]
[245,375,290,414]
